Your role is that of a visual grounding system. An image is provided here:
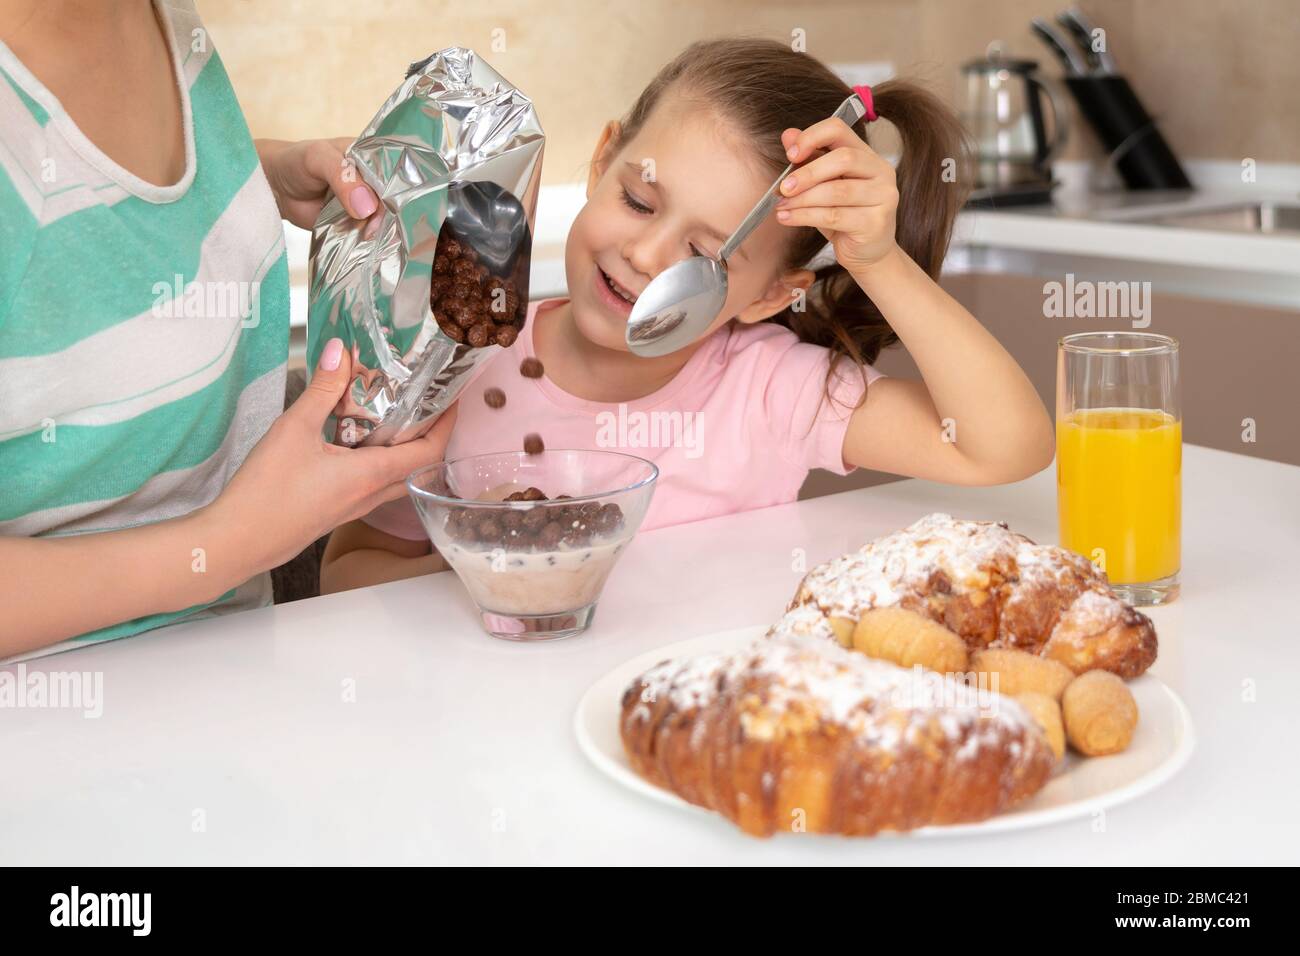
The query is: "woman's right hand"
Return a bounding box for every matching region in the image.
[209,338,457,573]
[0,339,455,654]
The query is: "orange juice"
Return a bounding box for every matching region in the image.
[1057,408,1181,584]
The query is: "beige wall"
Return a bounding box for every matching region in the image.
[199,0,1299,188]
[800,270,1300,499]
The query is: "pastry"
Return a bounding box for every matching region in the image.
[619,617,1055,838]
[1063,670,1139,756]
[852,606,969,674]
[1015,692,1066,760]
[785,513,1158,678]
[972,648,1075,701]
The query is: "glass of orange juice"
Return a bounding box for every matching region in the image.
[1057,332,1181,605]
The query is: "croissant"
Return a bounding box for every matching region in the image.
[619,619,1055,838]
[786,513,1157,679]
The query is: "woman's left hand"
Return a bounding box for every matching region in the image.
[257,138,379,230]
[774,119,899,274]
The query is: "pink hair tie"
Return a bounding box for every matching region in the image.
[852,84,879,122]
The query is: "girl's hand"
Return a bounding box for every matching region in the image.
[256,138,379,230]
[210,339,457,572]
[774,119,899,273]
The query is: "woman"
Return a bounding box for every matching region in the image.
[0,0,452,658]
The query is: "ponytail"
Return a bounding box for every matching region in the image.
[781,79,972,402]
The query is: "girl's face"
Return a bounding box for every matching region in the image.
[564,96,813,353]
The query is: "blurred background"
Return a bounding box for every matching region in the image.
[201,0,1298,179]
[197,0,1300,483]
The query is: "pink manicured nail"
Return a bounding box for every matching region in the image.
[350,185,378,218]
[776,209,791,221]
[320,338,344,371]
[787,146,798,160]
[783,176,797,193]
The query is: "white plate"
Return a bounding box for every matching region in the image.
[574,625,1195,838]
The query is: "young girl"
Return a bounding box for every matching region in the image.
[319,38,1053,593]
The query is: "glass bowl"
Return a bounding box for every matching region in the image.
[407,450,658,641]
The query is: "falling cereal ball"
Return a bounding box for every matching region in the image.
[523,433,545,455]
[519,357,545,379]
[483,387,506,409]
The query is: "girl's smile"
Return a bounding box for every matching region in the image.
[593,262,639,316]
[535,96,821,406]
[561,99,808,373]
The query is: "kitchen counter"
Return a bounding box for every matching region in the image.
[284,164,1300,370]
[3,443,1297,865]
[957,188,1300,272]
[948,184,1300,311]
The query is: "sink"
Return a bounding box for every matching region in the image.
[1100,200,1300,234]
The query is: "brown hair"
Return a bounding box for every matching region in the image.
[612,37,972,400]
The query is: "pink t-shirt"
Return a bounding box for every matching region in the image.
[364,298,883,538]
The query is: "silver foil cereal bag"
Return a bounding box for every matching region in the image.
[306,47,545,446]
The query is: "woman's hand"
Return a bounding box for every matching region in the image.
[256,137,379,229]
[0,341,456,654]
[210,340,457,573]
[774,119,899,274]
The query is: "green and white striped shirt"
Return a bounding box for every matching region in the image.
[0,1,288,656]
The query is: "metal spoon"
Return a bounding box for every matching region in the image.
[625,89,871,358]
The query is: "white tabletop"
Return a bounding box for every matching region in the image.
[3,444,1297,865]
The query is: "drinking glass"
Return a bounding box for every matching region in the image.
[1057,332,1181,606]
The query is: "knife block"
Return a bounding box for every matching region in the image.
[1065,75,1191,190]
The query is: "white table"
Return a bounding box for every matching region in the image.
[3,445,1297,865]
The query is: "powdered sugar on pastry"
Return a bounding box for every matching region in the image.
[628,624,1041,760]
[769,601,838,642]
[1059,586,1127,626]
[619,608,1059,837]
[793,514,1030,618]
[1043,587,1155,674]
[785,513,1158,677]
